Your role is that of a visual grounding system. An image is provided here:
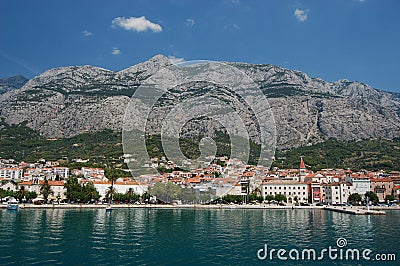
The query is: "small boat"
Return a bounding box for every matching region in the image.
[7,197,19,211]
[106,204,112,212]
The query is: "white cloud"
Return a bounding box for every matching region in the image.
[294,8,308,22]
[186,19,195,27]
[233,23,240,30]
[82,30,93,36]
[167,55,185,64]
[112,16,162,32]
[112,48,121,55]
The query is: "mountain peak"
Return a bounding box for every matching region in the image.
[117,54,172,76]
[0,75,29,95]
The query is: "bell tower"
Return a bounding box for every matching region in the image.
[299,157,306,182]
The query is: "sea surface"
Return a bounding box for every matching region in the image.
[0,208,398,265]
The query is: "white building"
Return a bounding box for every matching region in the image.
[347,174,370,199]
[19,180,67,201]
[0,168,23,180]
[261,180,309,203]
[0,180,18,192]
[91,181,147,199]
[53,167,69,180]
[323,182,352,205]
[81,167,105,178]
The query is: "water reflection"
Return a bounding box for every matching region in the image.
[0,209,398,265]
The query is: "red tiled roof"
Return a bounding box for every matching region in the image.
[299,157,305,169]
[370,178,393,183]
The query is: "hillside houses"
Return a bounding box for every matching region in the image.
[0,157,399,204]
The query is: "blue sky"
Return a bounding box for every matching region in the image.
[0,0,399,92]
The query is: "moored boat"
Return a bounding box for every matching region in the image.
[7,197,19,211]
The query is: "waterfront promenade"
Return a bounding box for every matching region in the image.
[2,203,399,211]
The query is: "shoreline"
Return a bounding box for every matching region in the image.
[2,203,400,210]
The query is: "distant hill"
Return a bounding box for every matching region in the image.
[0,55,399,150]
[1,119,399,171]
[0,75,29,95]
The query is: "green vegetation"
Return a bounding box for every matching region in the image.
[112,188,141,203]
[0,187,37,202]
[1,120,399,171]
[274,193,287,203]
[64,176,100,203]
[365,191,379,204]
[348,193,362,205]
[149,182,211,204]
[385,195,396,202]
[264,194,275,203]
[273,138,400,171]
[0,119,124,167]
[40,178,53,202]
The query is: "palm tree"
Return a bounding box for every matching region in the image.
[40,178,53,203]
[126,188,134,203]
[105,186,116,202]
[16,185,26,202]
[105,168,119,203]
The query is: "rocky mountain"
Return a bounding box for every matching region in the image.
[0,55,399,149]
[0,75,29,95]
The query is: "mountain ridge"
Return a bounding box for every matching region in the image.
[0,75,29,95]
[0,54,399,149]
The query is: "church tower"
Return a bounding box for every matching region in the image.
[299,157,306,182]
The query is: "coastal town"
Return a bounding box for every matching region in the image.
[1,156,400,207]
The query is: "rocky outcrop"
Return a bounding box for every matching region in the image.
[0,75,28,95]
[0,55,399,148]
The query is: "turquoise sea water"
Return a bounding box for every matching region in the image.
[0,208,398,265]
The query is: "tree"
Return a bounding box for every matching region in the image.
[64,177,82,202]
[40,178,53,202]
[26,191,37,201]
[249,194,264,203]
[180,187,197,204]
[84,182,100,202]
[385,195,396,202]
[150,182,182,203]
[222,194,243,203]
[105,168,121,202]
[348,193,362,205]
[265,194,275,204]
[64,177,100,203]
[365,191,379,204]
[105,186,116,202]
[294,196,299,204]
[275,193,287,203]
[141,191,151,203]
[124,188,140,203]
[15,186,26,202]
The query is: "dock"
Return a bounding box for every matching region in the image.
[325,206,385,215]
